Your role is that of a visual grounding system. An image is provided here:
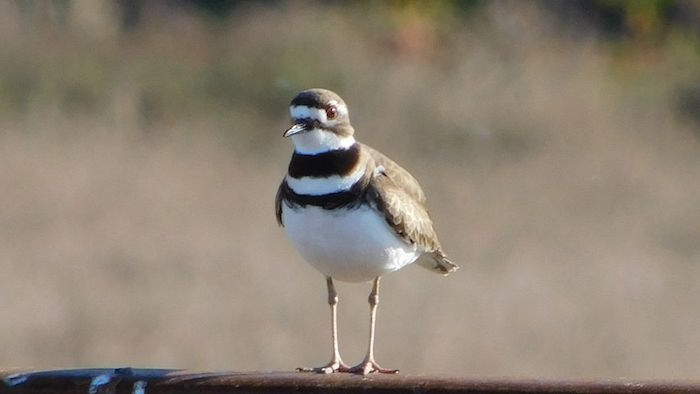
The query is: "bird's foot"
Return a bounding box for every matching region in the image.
[297,359,351,374]
[348,358,399,375]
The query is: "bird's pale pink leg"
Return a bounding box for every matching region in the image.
[297,277,350,374]
[349,277,399,375]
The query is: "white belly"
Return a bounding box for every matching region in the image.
[282,204,420,282]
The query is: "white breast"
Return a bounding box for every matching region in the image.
[285,166,364,196]
[282,204,420,283]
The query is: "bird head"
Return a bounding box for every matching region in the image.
[284,89,355,154]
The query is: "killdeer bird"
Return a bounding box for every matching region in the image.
[275,88,458,375]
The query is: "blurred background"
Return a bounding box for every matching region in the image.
[1,0,699,380]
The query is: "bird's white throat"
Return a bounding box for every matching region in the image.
[291,128,356,155]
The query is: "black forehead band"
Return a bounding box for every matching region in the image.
[290,91,344,109]
[290,94,325,108]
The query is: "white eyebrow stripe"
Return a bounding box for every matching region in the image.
[290,105,326,122]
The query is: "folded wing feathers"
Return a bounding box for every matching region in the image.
[362,144,426,204]
[275,179,284,226]
[366,151,459,275]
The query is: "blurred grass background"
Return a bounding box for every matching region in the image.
[1,0,699,379]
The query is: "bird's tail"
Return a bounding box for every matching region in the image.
[416,251,459,275]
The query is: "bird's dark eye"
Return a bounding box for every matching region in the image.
[325,105,338,120]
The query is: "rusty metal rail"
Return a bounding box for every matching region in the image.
[1,369,699,393]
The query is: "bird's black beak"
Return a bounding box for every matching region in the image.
[283,122,308,137]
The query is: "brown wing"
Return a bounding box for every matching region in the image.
[362,143,426,204]
[367,162,459,275]
[367,169,440,252]
[275,180,284,227]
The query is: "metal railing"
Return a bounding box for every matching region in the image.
[2,368,699,393]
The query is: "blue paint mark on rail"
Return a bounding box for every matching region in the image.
[3,373,28,387]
